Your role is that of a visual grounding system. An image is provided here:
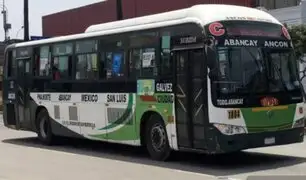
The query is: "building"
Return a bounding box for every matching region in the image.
[268,0,306,26]
[255,0,301,10]
[42,0,306,37]
[42,0,254,37]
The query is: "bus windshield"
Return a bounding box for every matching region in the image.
[214,47,300,94]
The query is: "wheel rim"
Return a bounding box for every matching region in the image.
[39,116,48,139]
[150,123,166,152]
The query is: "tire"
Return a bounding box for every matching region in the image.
[145,114,171,161]
[36,108,54,145]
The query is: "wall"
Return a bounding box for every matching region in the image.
[43,0,252,37]
[43,0,117,37]
[256,0,301,10]
[268,0,306,25]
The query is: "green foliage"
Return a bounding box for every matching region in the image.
[286,24,306,59]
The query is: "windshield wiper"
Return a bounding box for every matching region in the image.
[269,59,289,93]
[243,47,269,95]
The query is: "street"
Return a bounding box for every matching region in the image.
[0,115,306,180]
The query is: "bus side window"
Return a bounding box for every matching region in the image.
[6,50,16,78]
[38,46,51,76]
[99,52,106,79]
[52,43,73,80]
[128,31,159,78]
[129,49,142,78]
[75,40,99,80]
[105,51,126,79]
[52,56,72,80]
[129,47,157,78]
[160,35,172,77]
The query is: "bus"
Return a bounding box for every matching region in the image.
[2,4,304,161]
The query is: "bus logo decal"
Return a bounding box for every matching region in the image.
[282,26,291,40]
[208,22,225,37]
[260,97,279,107]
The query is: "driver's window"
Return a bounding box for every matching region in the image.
[217,48,228,78]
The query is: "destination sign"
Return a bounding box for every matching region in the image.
[16,48,32,58]
[207,21,286,39]
[219,38,292,48]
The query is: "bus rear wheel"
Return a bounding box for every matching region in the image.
[145,114,171,161]
[36,109,54,145]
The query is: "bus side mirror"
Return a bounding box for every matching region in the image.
[204,39,212,46]
[208,70,217,80]
[204,36,215,46]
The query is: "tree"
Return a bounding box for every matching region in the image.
[287,24,306,99]
[286,24,306,59]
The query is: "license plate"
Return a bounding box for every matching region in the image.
[264,137,275,145]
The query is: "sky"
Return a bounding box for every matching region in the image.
[0,0,104,41]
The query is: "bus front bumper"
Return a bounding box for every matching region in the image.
[210,127,304,154]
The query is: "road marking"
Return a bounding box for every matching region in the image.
[217,177,242,180]
[174,169,216,178]
[174,171,242,180]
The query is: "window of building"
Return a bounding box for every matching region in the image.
[52,43,73,80]
[39,46,51,76]
[75,40,99,80]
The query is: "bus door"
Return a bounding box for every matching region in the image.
[173,48,208,149]
[15,57,32,128]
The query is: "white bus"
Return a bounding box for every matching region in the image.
[2,4,304,161]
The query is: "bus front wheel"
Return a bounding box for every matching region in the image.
[145,114,171,161]
[36,108,54,145]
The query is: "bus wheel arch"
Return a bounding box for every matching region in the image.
[140,111,171,161]
[35,106,54,145]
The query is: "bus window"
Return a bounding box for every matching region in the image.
[6,50,16,78]
[75,40,99,80]
[39,46,51,76]
[129,31,159,78]
[53,56,70,80]
[52,43,73,80]
[105,51,126,79]
[161,35,172,76]
[129,47,157,78]
[76,54,98,80]
[99,52,106,79]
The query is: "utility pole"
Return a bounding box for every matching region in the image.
[116,0,123,20]
[1,0,11,42]
[24,0,29,41]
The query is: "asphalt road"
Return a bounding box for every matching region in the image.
[1,116,306,180]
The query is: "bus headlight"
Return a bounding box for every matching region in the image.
[293,118,305,128]
[213,123,247,135]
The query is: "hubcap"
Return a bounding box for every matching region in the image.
[39,116,48,139]
[151,124,166,152]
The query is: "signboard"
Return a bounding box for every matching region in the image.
[30,36,50,41]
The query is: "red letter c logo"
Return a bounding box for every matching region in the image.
[209,22,225,37]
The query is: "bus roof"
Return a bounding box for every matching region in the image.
[14,4,282,48]
[85,4,281,33]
